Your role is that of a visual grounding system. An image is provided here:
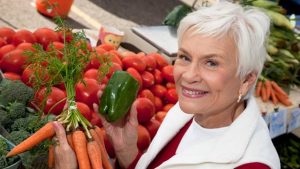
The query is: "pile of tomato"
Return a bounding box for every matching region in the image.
[0,27,178,156]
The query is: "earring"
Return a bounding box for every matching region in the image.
[237,93,242,103]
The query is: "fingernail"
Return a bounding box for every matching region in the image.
[52,121,59,130]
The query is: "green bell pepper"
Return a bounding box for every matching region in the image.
[99,71,139,122]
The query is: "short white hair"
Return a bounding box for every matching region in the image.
[177,1,270,99]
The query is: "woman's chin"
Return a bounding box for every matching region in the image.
[178,100,200,114]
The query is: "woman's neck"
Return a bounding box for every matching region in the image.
[194,101,246,128]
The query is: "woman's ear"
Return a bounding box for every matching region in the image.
[240,72,257,96]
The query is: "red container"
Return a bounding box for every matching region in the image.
[36,0,74,18]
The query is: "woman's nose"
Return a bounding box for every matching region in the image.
[182,63,201,83]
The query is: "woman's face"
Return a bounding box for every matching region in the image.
[174,29,243,123]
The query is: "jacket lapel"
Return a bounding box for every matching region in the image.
[157,96,260,168]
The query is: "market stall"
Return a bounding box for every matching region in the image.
[0,0,299,168]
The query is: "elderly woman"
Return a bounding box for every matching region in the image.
[52,1,280,169]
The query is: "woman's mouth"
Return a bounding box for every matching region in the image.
[182,87,208,98]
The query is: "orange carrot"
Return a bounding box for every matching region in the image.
[87,140,103,169]
[261,83,267,102]
[72,130,91,169]
[7,122,55,157]
[95,127,112,169]
[48,145,55,169]
[94,126,105,146]
[265,80,272,101]
[255,81,262,97]
[98,141,113,169]
[271,81,288,98]
[270,87,278,105]
[90,129,102,148]
[67,132,74,150]
[275,92,292,107]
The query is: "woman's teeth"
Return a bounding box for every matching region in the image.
[182,88,208,97]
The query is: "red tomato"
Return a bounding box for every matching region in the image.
[138,89,155,104]
[143,54,157,71]
[141,71,155,88]
[35,87,66,115]
[76,102,92,121]
[0,44,15,61]
[151,84,167,98]
[100,76,109,85]
[107,62,122,78]
[56,83,66,91]
[84,68,99,81]
[154,96,163,112]
[76,40,93,52]
[75,78,101,109]
[90,111,103,127]
[136,98,155,124]
[0,27,15,43]
[34,28,59,49]
[21,64,49,87]
[166,82,176,89]
[122,55,146,73]
[126,67,143,90]
[95,47,106,55]
[164,88,178,104]
[155,111,167,123]
[96,43,115,51]
[161,65,174,83]
[107,51,123,68]
[109,49,123,61]
[137,125,151,152]
[137,52,146,57]
[163,104,175,112]
[0,49,28,74]
[57,29,73,43]
[144,118,161,139]
[3,72,21,80]
[121,50,136,58]
[46,41,64,59]
[148,53,168,70]
[21,66,34,86]
[17,43,35,52]
[86,49,118,70]
[86,53,101,70]
[12,29,36,46]
[101,129,116,158]
[153,69,163,84]
[0,37,7,48]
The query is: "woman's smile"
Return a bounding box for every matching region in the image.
[181,86,209,98]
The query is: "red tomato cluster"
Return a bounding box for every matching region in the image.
[0,27,178,154]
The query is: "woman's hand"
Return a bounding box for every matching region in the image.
[52,121,77,169]
[94,90,139,168]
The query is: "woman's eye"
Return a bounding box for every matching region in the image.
[206,60,218,67]
[177,54,190,61]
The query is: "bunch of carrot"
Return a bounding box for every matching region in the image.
[6,121,113,169]
[255,79,292,106]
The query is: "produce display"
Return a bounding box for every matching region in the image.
[0,16,177,167]
[273,133,300,169]
[241,0,299,107]
[0,79,50,168]
[1,1,297,168]
[0,135,21,169]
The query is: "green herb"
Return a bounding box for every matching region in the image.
[25,17,111,136]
